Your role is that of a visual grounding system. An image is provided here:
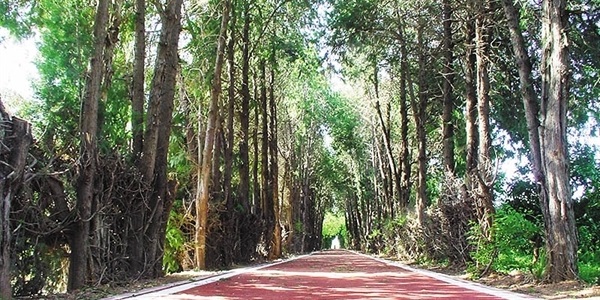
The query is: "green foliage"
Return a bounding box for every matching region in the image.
[0,0,35,37]
[468,206,542,276]
[163,209,187,274]
[571,144,600,256]
[321,212,348,248]
[579,252,600,284]
[32,0,94,152]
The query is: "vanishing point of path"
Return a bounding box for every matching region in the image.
[114,250,536,299]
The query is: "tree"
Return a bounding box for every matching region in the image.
[0,99,33,299]
[538,0,578,282]
[441,0,455,174]
[196,0,231,269]
[69,0,109,289]
[501,0,578,281]
[129,0,183,278]
[131,0,146,160]
[474,0,495,241]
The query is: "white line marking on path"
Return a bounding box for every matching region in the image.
[352,250,540,300]
[103,253,312,300]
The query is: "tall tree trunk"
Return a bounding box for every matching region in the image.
[131,0,146,160]
[464,14,478,197]
[268,63,281,259]
[130,0,182,276]
[91,0,122,280]
[539,0,578,282]
[259,59,273,254]
[224,0,237,266]
[238,0,251,214]
[398,31,411,210]
[69,0,108,290]
[0,101,33,300]
[252,77,261,215]
[195,0,231,269]
[475,0,495,240]
[441,0,455,174]
[412,24,429,226]
[500,0,542,181]
[374,99,400,217]
[145,0,182,276]
[502,0,578,281]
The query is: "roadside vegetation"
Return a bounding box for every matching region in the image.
[1,0,598,298]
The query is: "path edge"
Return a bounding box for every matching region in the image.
[102,253,313,300]
[350,250,540,300]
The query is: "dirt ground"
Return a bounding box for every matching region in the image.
[478,273,600,299]
[419,264,600,299]
[22,257,600,299]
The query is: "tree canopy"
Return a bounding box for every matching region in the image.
[1,0,599,297]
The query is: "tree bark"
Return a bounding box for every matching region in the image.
[131,0,146,160]
[69,0,109,290]
[224,0,237,266]
[464,14,478,193]
[145,0,183,276]
[130,0,182,276]
[374,99,400,217]
[196,0,231,269]
[539,0,578,282]
[412,24,429,226]
[475,0,495,240]
[238,0,251,214]
[441,0,455,174]
[502,0,578,281]
[398,27,411,210]
[259,59,273,253]
[500,0,542,181]
[268,62,281,259]
[252,76,261,215]
[0,101,33,300]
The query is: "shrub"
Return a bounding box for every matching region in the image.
[469,206,541,275]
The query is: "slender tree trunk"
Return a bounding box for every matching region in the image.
[0,101,33,300]
[252,77,261,215]
[145,0,182,276]
[130,0,182,276]
[131,0,146,160]
[374,100,400,217]
[500,0,542,181]
[464,14,478,194]
[268,63,281,259]
[475,0,495,239]
[238,0,251,213]
[259,59,273,254]
[398,44,411,210]
[412,24,429,226]
[373,136,389,218]
[69,0,108,290]
[196,0,231,269]
[539,0,578,282]
[441,0,455,174]
[91,0,122,280]
[224,0,237,265]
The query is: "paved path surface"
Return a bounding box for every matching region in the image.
[119,250,536,299]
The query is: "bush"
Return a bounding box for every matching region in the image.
[163,209,186,273]
[469,206,542,275]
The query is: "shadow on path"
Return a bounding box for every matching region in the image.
[153,250,529,299]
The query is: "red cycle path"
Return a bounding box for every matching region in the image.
[135,250,534,299]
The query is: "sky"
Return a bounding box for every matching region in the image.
[0,29,39,114]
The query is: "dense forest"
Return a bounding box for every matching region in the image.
[1,0,599,297]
